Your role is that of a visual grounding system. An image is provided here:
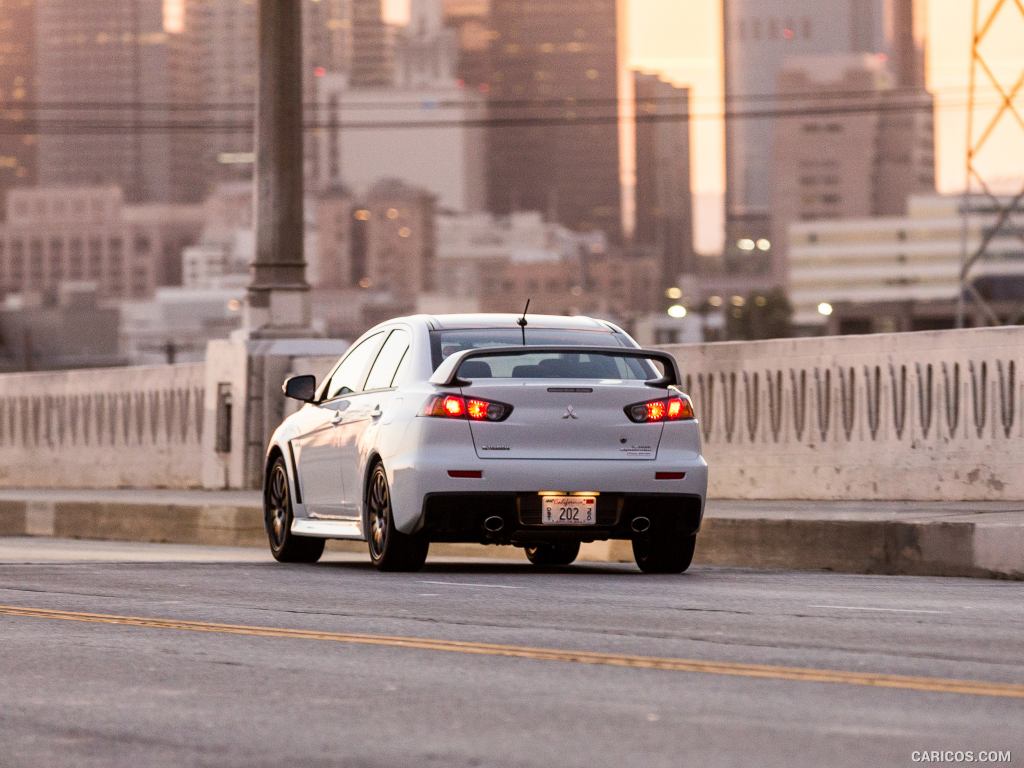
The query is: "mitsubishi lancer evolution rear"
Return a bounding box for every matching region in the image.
[399,320,708,573]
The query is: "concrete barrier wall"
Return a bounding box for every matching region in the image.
[0,328,1020,499]
[0,363,205,488]
[662,326,1023,500]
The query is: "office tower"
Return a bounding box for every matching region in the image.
[362,179,436,302]
[443,0,491,90]
[35,0,172,202]
[890,0,926,88]
[317,0,485,211]
[0,0,35,217]
[769,54,935,282]
[395,0,458,87]
[351,0,394,87]
[172,0,256,195]
[171,0,351,199]
[486,0,622,241]
[633,72,695,280]
[721,0,889,269]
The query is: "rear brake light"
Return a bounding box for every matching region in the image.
[422,394,513,422]
[625,396,694,423]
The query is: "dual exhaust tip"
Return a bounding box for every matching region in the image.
[630,516,651,534]
[483,515,651,534]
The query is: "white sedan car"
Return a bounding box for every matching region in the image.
[263,314,708,573]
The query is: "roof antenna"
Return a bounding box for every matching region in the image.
[517,299,530,345]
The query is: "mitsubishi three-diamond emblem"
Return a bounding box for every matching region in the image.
[562,405,579,420]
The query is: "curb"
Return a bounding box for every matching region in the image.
[1,499,1021,579]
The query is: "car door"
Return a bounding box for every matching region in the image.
[291,332,385,517]
[336,328,411,516]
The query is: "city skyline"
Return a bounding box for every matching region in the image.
[379,0,1022,252]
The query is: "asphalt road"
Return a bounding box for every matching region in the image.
[0,538,1021,768]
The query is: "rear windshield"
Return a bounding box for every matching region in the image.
[430,328,654,380]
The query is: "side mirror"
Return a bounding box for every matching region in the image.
[283,374,317,403]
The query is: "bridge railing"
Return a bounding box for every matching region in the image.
[0,363,205,488]
[663,326,1022,500]
[0,327,1020,498]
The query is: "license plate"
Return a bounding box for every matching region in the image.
[541,495,597,525]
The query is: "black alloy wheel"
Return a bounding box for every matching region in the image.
[264,456,325,563]
[524,541,581,566]
[366,462,429,572]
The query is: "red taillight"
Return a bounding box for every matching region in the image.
[466,399,489,420]
[443,395,465,417]
[667,398,686,419]
[625,396,695,423]
[647,400,666,421]
[422,394,513,422]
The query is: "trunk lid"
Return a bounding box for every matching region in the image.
[462,380,666,460]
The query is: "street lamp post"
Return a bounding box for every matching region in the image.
[246,0,311,337]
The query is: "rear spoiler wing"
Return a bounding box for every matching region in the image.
[429,345,681,389]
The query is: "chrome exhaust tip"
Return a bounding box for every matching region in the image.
[483,515,505,533]
[630,516,651,534]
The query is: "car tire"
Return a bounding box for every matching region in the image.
[524,541,581,566]
[632,533,696,574]
[366,462,429,572]
[264,456,326,564]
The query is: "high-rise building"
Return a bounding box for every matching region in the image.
[362,179,436,302]
[768,54,934,282]
[312,188,355,289]
[350,0,394,87]
[173,0,257,194]
[721,0,929,285]
[172,0,351,200]
[315,2,486,211]
[35,0,172,202]
[0,0,35,217]
[890,0,926,88]
[633,72,694,281]
[395,0,458,87]
[443,0,492,90]
[486,0,622,241]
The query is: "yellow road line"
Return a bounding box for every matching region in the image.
[2,603,1022,699]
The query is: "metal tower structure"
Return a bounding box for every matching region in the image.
[957,0,1024,327]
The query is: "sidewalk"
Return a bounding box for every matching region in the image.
[0,489,1021,579]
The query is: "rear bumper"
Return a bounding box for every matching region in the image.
[386,452,708,536]
[421,491,704,545]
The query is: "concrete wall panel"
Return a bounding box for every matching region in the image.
[662,326,1024,500]
[0,363,205,488]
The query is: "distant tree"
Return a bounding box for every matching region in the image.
[725,289,793,340]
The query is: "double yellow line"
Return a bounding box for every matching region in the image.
[2,603,1022,699]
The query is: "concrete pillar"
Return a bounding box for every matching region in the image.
[245,0,311,336]
[200,1,352,490]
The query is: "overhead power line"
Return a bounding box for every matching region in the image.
[0,84,991,114]
[0,96,993,136]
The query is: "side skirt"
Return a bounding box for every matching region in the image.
[292,517,364,540]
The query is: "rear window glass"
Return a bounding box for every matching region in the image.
[430,328,632,370]
[430,328,653,380]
